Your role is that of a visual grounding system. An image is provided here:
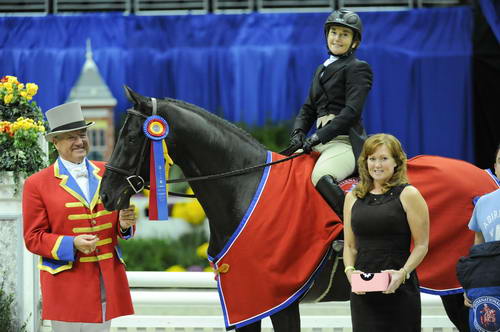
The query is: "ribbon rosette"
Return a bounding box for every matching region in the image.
[143,115,170,220]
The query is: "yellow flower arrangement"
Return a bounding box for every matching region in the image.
[0,76,38,106]
[0,117,45,137]
[0,75,47,190]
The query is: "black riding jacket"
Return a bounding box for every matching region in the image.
[293,53,373,160]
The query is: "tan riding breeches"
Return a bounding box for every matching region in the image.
[311,135,355,186]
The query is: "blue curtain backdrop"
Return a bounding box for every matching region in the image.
[0,7,474,161]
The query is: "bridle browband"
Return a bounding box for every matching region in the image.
[105,98,305,198]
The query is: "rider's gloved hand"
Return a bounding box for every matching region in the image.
[280,129,305,156]
[302,134,320,154]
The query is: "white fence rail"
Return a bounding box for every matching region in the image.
[40,271,458,331]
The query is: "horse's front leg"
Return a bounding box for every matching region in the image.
[235,320,261,332]
[270,300,300,332]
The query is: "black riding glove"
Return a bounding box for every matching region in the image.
[281,129,305,156]
[290,129,305,148]
[302,133,320,154]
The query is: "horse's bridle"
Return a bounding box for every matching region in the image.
[105,107,150,194]
[105,98,162,194]
[105,97,306,197]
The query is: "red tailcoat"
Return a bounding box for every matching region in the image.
[22,159,134,322]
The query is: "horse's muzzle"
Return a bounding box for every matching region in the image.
[100,192,114,211]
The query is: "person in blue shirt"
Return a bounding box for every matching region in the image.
[461,188,500,317]
[469,188,500,245]
[458,145,500,332]
[445,143,500,332]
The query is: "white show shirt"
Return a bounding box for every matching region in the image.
[60,157,90,202]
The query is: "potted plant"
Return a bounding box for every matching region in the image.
[0,75,47,195]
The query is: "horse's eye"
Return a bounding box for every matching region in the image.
[128,136,136,144]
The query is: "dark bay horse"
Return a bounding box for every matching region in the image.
[100,87,499,332]
[101,87,329,331]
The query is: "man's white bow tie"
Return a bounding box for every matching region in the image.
[73,168,88,179]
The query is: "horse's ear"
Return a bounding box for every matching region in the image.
[124,85,142,105]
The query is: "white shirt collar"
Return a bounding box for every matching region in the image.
[60,157,87,172]
[323,55,339,67]
[59,157,90,201]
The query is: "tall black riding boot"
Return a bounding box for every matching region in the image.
[315,175,345,220]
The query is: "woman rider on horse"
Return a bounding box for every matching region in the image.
[283,9,373,219]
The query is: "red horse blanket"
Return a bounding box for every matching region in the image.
[407,155,499,294]
[209,151,343,329]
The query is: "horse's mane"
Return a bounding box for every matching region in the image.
[164,97,267,150]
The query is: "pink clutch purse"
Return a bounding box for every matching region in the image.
[351,272,390,292]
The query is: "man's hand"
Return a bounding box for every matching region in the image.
[119,205,136,230]
[74,234,99,255]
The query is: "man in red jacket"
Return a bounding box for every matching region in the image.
[23,101,136,332]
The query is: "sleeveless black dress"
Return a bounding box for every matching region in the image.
[350,184,421,332]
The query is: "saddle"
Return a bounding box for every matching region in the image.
[301,177,360,303]
[301,239,351,302]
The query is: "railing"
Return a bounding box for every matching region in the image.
[40,271,459,331]
[54,0,131,13]
[0,0,464,15]
[0,0,49,14]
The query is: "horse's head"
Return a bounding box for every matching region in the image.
[100,86,152,210]
[101,85,268,254]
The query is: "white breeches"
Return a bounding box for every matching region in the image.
[311,135,355,186]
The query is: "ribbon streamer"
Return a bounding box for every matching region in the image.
[143,115,170,220]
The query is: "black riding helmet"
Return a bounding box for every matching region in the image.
[324,9,363,56]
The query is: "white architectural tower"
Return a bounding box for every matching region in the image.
[67,39,116,161]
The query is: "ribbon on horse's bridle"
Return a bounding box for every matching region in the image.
[105,98,306,198]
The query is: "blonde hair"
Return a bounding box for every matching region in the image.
[353,133,408,199]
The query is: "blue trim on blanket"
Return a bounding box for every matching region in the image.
[211,151,273,262]
[231,247,332,330]
[216,274,231,328]
[207,151,272,329]
[485,169,500,187]
[472,169,499,205]
[420,287,464,296]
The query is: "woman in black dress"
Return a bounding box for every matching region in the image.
[343,133,430,331]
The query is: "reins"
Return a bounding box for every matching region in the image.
[157,152,306,197]
[166,151,304,186]
[106,99,305,198]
